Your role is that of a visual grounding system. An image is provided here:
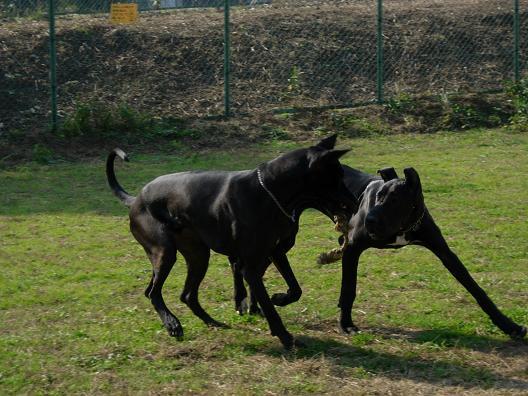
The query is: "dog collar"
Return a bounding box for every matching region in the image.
[401,208,425,233]
[257,169,296,223]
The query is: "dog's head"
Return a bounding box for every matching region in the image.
[364,167,425,240]
[298,134,359,218]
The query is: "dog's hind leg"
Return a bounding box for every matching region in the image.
[422,222,526,339]
[131,214,183,338]
[148,247,182,338]
[180,242,226,328]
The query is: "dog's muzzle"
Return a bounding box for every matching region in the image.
[335,187,359,217]
[364,208,390,240]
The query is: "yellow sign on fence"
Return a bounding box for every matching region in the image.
[110,3,138,24]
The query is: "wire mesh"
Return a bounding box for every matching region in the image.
[521,0,528,78]
[52,6,225,121]
[0,0,527,134]
[383,0,525,98]
[0,16,51,132]
[230,1,378,113]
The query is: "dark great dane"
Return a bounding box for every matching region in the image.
[336,165,526,338]
[234,165,527,340]
[106,135,358,349]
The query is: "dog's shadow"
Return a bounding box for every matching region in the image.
[369,325,528,357]
[243,328,528,391]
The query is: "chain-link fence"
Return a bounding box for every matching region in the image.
[230,1,378,113]
[383,0,526,98]
[0,0,526,133]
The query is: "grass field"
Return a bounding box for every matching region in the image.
[1,128,527,395]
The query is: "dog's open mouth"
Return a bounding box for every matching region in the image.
[310,200,350,222]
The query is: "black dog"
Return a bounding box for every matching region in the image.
[336,165,526,338]
[233,165,527,340]
[106,135,358,349]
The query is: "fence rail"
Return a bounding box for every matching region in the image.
[0,0,526,132]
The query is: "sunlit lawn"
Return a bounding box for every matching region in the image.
[1,128,527,394]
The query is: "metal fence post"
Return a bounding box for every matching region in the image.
[514,0,520,81]
[223,0,231,117]
[48,0,58,131]
[376,0,384,104]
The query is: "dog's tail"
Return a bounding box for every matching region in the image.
[106,148,135,207]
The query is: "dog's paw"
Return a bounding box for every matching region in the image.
[510,325,527,340]
[165,317,184,339]
[339,321,360,335]
[279,332,296,350]
[236,298,249,315]
[236,297,262,316]
[271,292,291,307]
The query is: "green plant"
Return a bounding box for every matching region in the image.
[385,93,416,115]
[506,77,528,128]
[0,2,46,19]
[439,95,488,130]
[287,66,301,95]
[445,103,482,129]
[262,125,289,140]
[329,112,386,137]
[59,101,155,143]
[31,143,54,164]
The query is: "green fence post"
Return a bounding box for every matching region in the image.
[223,0,231,117]
[48,0,58,131]
[376,0,384,104]
[514,0,520,81]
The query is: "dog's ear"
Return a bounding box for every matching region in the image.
[404,167,422,190]
[377,167,398,182]
[315,134,338,150]
[308,149,349,170]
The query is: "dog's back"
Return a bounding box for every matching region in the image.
[342,165,379,199]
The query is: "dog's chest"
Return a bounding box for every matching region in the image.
[388,234,411,247]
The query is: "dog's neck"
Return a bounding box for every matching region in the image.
[399,207,425,234]
[257,169,296,223]
[257,163,314,223]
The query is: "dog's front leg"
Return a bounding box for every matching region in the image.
[270,252,303,307]
[229,256,264,315]
[338,244,365,334]
[422,223,527,339]
[242,259,298,349]
[229,256,249,315]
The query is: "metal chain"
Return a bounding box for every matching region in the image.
[257,169,295,223]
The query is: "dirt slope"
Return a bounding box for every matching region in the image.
[0,0,526,135]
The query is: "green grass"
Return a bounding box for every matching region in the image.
[1,128,527,394]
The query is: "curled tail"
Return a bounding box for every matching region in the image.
[106,148,135,207]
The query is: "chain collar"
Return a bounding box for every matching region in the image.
[257,169,296,223]
[400,207,425,234]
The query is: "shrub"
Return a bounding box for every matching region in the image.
[59,101,155,143]
[506,78,528,129]
[32,144,55,164]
